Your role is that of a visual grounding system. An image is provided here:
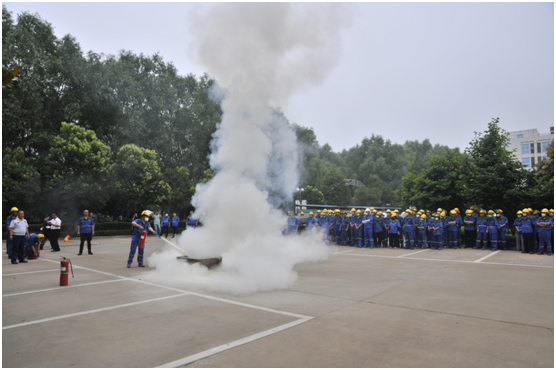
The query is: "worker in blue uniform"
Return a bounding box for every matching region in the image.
[362,208,374,248]
[306,212,317,231]
[520,209,535,254]
[463,210,476,248]
[387,212,401,248]
[495,210,508,250]
[416,214,427,248]
[536,209,553,255]
[382,210,391,247]
[6,207,18,256]
[287,211,299,234]
[373,211,384,247]
[333,210,342,245]
[431,213,443,250]
[514,211,523,252]
[353,210,363,247]
[403,209,415,250]
[171,213,180,238]
[25,233,44,259]
[475,210,488,249]
[127,210,157,268]
[425,210,433,248]
[447,210,460,248]
[485,210,498,250]
[340,211,350,245]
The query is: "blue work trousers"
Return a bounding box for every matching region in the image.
[127,238,144,264]
[341,230,349,245]
[404,229,415,249]
[488,227,498,250]
[449,231,458,247]
[476,231,487,249]
[538,232,553,254]
[417,231,427,248]
[432,235,442,249]
[11,235,26,262]
[382,229,388,247]
[497,229,506,250]
[364,228,374,247]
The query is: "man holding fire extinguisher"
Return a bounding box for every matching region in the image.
[127,210,157,268]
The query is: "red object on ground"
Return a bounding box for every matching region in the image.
[60,259,69,286]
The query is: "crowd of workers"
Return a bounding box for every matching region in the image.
[287,207,554,255]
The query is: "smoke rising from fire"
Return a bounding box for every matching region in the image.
[147,3,353,295]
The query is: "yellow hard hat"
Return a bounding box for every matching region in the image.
[386,209,391,213]
[455,208,459,211]
[309,212,314,215]
[323,209,327,212]
[488,210,494,214]
[300,212,304,215]
[541,208,549,213]
[10,207,18,212]
[517,211,522,215]
[465,210,471,214]
[550,209,554,213]
[419,209,424,213]
[441,211,446,217]
[528,208,533,213]
[405,209,412,214]
[377,211,383,216]
[335,209,340,213]
[370,207,375,211]
[522,209,529,213]
[421,214,426,219]
[450,210,456,215]
[356,210,362,214]
[479,209,486,214]
[317,210,321,213]
[351,208,356,212]
[372,209,377,213]
[533,210,540,215]
[141,210,153,216]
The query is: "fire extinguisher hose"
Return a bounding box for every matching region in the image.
[63,257,74,278]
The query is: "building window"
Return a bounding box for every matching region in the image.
[537,142,541,153]
[531,157,536,167]
[522,158,530,168]
[521,143,530,154]
[530,143,535,154]
[538,156,542,163]
[517,134,524,138]
[541,141,551,152]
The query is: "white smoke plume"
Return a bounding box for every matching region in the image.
[147,3,353,295]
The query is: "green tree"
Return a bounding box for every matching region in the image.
[300,185,326,205]
[44,122,112,212]
[463,118,527,213]
[2,147,41,217]
[111,144,170,217]
[352,186,383,207]
[164,166,194,217]
[528,140,554,207]
[397,151,468,211]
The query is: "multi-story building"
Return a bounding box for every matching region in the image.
[507,127,554,169]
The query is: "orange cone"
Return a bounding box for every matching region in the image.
[64,235,70,242]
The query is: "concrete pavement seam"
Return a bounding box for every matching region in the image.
[364,301,554,332]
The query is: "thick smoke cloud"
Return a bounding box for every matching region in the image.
[147,3,353,295]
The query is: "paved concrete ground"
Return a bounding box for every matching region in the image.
[2,237,553,367]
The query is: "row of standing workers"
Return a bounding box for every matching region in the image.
[287,207,554,255]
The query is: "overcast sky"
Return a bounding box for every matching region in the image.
[4,2,554,152]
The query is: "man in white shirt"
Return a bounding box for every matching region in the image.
[9,210,30,264]
[47,212,62,252]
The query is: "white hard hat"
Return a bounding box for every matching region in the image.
[365,208,370,213]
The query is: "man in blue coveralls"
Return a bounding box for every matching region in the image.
[403,209,415,250]
[171,213,180,238]
[495,209,508,250]
[362,208,374,248]
[486,210,498,250]
[475,210,488,250]
[127,210,157,268]
[306,212,317,231]
[536,209,553,256]
[76,209,95,255]
[287,211,299,234]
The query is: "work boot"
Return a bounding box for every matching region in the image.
[11,261,18,264]
[138,263,145,267]
[77,253,82,255]
[19,260,27,263]
[127,263,131,268]
[88,252,93,255]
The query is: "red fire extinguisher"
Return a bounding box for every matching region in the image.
[138,229,148,249]
[60,257,74,286]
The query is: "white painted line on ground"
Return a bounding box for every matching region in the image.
[2,269,61,276]
[2,293,188,330]
[398,249,430,258]
[2,279,124,297]
[37,257,313,320]
[341,252,553,268]
[474,250,501,263]
[157,317,312,368]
